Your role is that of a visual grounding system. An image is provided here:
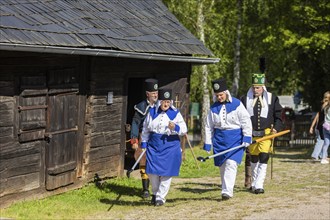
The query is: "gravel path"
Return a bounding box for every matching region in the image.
[87,150,330,220]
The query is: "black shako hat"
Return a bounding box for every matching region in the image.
[145,78,158,92]
[212,78,227,93]
[158,89,172,100]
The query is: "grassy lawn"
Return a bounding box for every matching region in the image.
[1,146,329,219]
[0,146,216,219]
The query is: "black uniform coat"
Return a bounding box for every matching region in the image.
[241,89,283,133]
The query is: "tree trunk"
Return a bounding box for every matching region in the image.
[232,0,242,97]
[197,0,210,144]
[201,65,210,144]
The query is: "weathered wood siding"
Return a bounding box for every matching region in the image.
[84,57,191,179]
[0,51,191,207]
[0,51,86,206]
[84,57,124,179]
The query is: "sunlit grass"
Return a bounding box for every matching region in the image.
[1,179,142,219]
[0,145,215,219]
[180,146,220,178]
[1,146,328,219]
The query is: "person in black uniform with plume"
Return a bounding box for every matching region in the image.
[241,58,283,194]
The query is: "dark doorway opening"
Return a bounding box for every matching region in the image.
[124,77,147,170]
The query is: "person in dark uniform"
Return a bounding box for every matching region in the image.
[130,78,158,198]
[140,89,187,206]
[241,73,283,194]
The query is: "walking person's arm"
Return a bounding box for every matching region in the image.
[309,112,319,135]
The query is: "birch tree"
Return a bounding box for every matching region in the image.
[232,0,242,97]
[164,0,217,144]
[197,0,212,144]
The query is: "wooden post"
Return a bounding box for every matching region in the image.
[174,94,185,160]
[174,94,182,109]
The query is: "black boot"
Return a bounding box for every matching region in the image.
[151,195,156,205]
[245,150,252,188]
[245,165,252,188]
[255,188,265,194]
[142,179,150,199]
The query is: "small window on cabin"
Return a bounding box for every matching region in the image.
[17,75,47,142]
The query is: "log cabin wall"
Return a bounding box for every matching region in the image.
[0,51,191,207]
[0,51,86,206]
[84,57,191,180]
[84,57,125,180]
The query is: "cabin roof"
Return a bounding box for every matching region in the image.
[0,0,216,62]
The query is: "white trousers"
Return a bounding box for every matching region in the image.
[149,174,172,203]
[251,162,259,190]
[220,159,238,197]
[251,162,267,190]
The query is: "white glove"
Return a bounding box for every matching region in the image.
[242,142,250,147]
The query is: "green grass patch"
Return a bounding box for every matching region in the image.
[1,146,327,219]
[180,146,219,178]
[0,146,217,219]
[1,178,143,219]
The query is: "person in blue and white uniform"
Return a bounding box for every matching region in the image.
[140,88,187,206]
[204,78,252,200]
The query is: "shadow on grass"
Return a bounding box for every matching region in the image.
[99,196,151,210]
[166,184,249,205]
[94,176,147,210]
[273,151,318,163]
[98,181,228,209]
[271,147,311,160]
[270,147,329,163]
[100,196,224,209]
[279,159,317,163]
[174,181,249,194]
[101,181,139,194]
[273,153,309,159]
[177,187,217,194]
[175,182,220,194]
[99,194,225,210]
[165,196,222,205]
[97,181,152,211]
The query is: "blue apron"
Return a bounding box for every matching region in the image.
[146,133,181,176]
[212,128,244,166]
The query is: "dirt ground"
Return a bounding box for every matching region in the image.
[88,150,330,220]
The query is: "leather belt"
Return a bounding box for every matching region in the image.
[252,130,265,137]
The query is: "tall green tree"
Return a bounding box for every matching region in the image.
[164,0,237,143]
[163,0,237,101]
[240,0,329,110]
[280,1,330,110]
[163,0,329,112]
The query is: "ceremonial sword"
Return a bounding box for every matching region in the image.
[197,130,290,162]
[126,148,146,178]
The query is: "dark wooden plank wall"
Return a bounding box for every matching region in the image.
[0,51,191,207]
[0,52,83,202]
[0,53,45,199]
[84,57,191,180]
[85,58,134,179]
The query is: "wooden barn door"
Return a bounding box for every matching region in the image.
[45,69,79,190]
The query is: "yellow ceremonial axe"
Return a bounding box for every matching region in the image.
[197,130,290,162]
